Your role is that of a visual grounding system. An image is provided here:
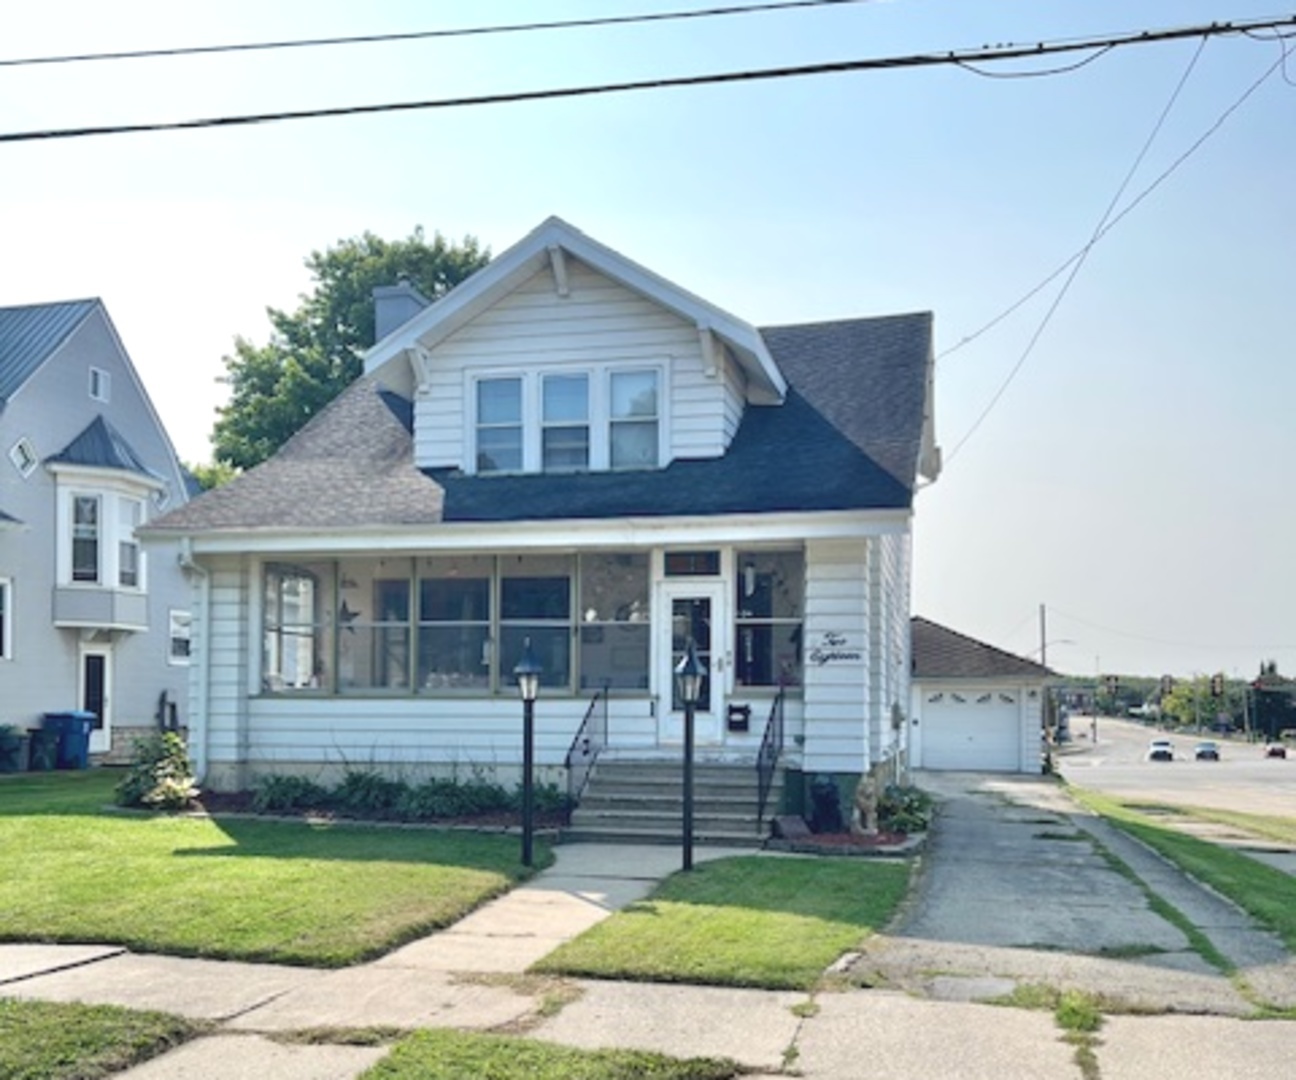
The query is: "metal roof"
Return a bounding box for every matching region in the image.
[0,299,98,404]
[46,415,160,480]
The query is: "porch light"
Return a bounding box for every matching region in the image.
[513,638,543,867]
[676,638,703,872]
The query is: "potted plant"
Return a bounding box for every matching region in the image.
[0,725,31,773]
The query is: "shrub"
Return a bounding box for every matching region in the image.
[877,784,934,834]
[515,781,572,817]
[333,769,407,818]
[114,732,198,811]
[251,774,330,814]
[399,777,512,820]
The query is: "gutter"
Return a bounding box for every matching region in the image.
[177,538,209,784]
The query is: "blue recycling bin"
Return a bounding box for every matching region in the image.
[42,711,96,769]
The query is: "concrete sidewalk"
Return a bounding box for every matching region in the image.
[4,833,1296,1078]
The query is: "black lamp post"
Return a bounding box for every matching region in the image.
[513,637,542,868]
[675,638,703,872]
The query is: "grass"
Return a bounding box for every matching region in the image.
[0,771,548,966]
[361,1028,741,1079]
[1070,787,1296,953]
[534,855,911,990]
[0,998,198,1080]
[1153,804,1296,847]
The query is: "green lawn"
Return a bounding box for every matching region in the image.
[363,1028,740,1080]
[0,998,198,1080]
[1070,788,1296,951]
[0,771,548,966]
[534,855,911,990]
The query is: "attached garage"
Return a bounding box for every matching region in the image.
[909,617,1054,773]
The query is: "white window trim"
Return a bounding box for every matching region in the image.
[8,438,37,477]
[0,577,11,660]
[168,608,192,666]
[53,477,151,591]
[89,366,111,402]
[467,363,665,476]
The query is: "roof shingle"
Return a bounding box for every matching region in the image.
[911,616,1054,680]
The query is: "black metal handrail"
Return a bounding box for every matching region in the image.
[565,683,609,822]
[755,684,786,828]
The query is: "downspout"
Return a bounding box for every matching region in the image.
[177,538,209,784]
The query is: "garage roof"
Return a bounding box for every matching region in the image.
[912,616,1054,680]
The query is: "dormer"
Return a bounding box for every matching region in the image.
[363,217,786,476]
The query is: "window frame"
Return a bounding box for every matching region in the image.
[734,549,806,689]
[168,609,192,665]
[0,577,11,660]
[71,494,101,584]
[8,438,37,477]
[89,366,111,402]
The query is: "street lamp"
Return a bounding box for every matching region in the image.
[675,638,703,872]
[513,637,543,868]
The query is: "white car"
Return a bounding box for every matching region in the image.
[1147,739,1174,762]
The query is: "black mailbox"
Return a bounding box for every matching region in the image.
[727,703,751,732]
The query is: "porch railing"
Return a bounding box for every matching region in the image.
[755,684,786,829]
[565,683,609,823]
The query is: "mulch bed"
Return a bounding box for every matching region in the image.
[189,791,567,830]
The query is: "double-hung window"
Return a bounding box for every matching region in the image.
[542,374,589,471]
[610,370,658,469]
[476,378,522,473]
[118,498,143,588]
[72,496,101,583]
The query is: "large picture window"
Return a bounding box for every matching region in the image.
[735,550,804,688]
[579,553,649,689]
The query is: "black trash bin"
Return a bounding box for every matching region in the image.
[27,727,59,771]
[42,711,96,770]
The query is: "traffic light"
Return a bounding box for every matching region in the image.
[1103,674,1119,695]
[1159,674,1174,696]
[1210,673,1224,697]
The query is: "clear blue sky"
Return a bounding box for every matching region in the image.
[2,1,1292,680]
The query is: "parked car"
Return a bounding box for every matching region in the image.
[1147,739,1174,762]
[1263,743,1287,759]
[1193,741,1220,761]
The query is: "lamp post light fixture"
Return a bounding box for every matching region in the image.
[513,637,543,868]
[675,638,704,872]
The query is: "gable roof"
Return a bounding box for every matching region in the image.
[46,415,161,481]
[0,299,98,405]
[364,216,787,403]
[912,616,1055,681]
[146,310,933,536]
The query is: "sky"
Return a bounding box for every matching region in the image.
[2,1,1293,680]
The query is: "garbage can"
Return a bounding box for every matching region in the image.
[42,711,96,769]
[0,727,30,772]
[27,727,59,771]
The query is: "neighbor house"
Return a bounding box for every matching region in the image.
[144,217,941,838]
[0,300,193,758]
[909,616,1054,773]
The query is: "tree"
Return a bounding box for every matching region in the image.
[212,228,489,469]
[184,460,238,491]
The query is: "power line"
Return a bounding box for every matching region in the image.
[943,34,1211,466]
[0,0,874,69]
[0,16,1292,145]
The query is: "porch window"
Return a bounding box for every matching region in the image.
[735,550,804,688]
[71,495,100,583]
[542,374,589,471]
[263,562,332,691]
[500,554,572,689]
[578,552,649,689]
[418,555,492,690]
[333,557,415,691]
[610,370,658,469]
[476,377,522,473]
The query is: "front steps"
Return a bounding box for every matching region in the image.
[566,758,781,845]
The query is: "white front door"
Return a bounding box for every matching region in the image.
[658,582,726,746]
[80,644,112,754]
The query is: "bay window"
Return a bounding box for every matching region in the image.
[72,496,100,583]
[118,498,143,587]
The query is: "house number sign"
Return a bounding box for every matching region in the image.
[808,631,862,666]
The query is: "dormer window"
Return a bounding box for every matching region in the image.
[476,377,522,473]
[610,370,658,469]
[542,374,589,471]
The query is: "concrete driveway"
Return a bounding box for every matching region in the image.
[850,771,1296,1014]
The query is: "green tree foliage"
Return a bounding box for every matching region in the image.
[184,460,238,491]
[212,227,489,469]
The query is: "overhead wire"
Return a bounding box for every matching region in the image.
[0,0,875,69]
[942,33,1211,466]
[0,16,1292,145]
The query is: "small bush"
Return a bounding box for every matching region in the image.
[115,732,198,811]
[877,784,934,833]
[333,769,407,818]
[251,774,330,814]
[515,781,572,817]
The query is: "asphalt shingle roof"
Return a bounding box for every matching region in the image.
[46,415,159,479]
[911,616,1055,680]
[148,312,933,534]
[0,299,97,405]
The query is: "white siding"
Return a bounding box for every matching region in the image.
[411,260,746,469]
[870,533,911,765]
[203,557,251,784]
[801,539,870,773]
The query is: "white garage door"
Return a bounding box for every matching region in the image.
[922,689,1022,771]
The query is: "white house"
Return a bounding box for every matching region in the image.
[145,217,941,837]
[0,300,193,759]
[909,616,1054,773]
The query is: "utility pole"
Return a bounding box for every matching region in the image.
[1039,603,1047,668]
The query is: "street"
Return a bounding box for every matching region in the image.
[1058,717,1296,818]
